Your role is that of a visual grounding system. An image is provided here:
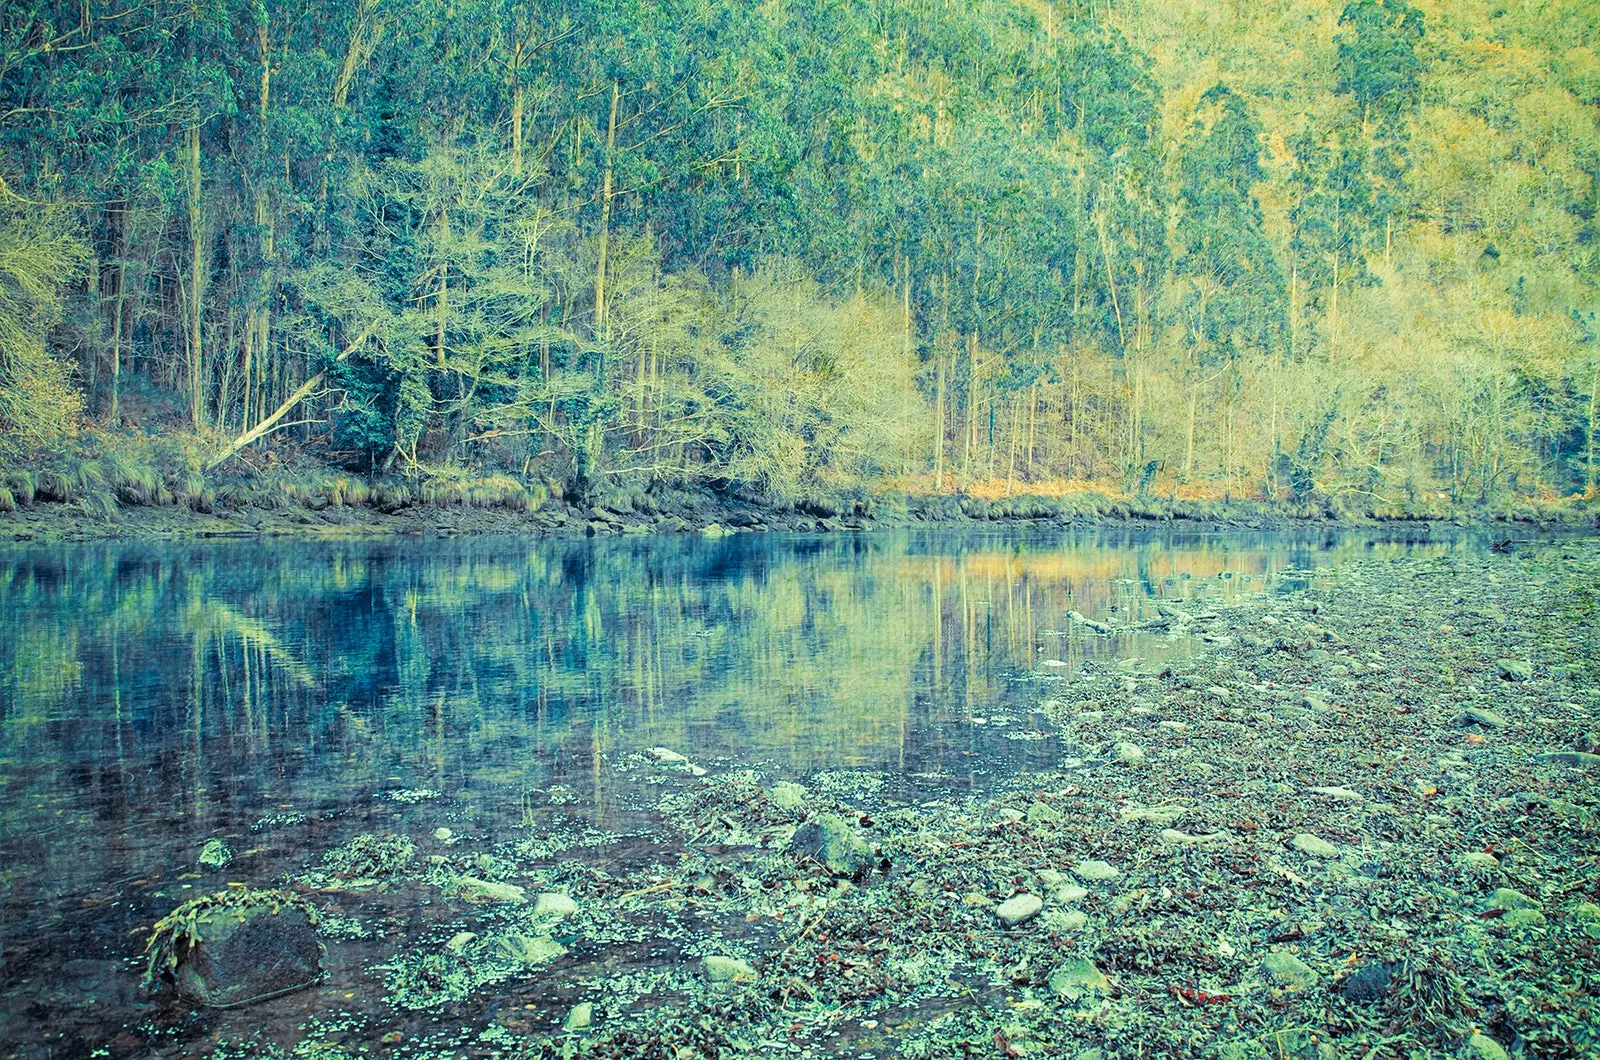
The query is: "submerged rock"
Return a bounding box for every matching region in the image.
[449,877,528,903]
[197,839,233,870]
[147,891,323,1009]
[702,955,757,983]
[788,813,873,879]
[995,893,1043,927]
[1048,958,1111,1000]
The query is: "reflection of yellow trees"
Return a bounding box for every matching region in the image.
[0,532,1454,871]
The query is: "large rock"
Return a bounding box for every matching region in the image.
[162,898,323,1008]
[788,814,873,879]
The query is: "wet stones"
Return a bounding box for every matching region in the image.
[994,893,1043,927]
[788,813,873,879]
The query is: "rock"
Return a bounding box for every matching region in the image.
[1072,859,1120,882]
[1121,805,1187,826]
[1461,851,1499,870]
[1503,908,1546,929]
[445,931,478,953]
[1573,901,1600,922]
[701,955,757,984]
[1534,750,1600,768]
[1465,1033,1511,1060]
[995,807,1025,823]
[962,892,992,907]
[1261,951,1319,990]
[1026,800,1063,824]
[649,746,688,764]
[767,782,807,810]
[1160,829,1229,847]
[1048,958,1111,1000]
[1037,869,1066,887]
[533,893,579,919]
[563,1002,593,1032]
[995,893,1044,927]
[433,827,454,842]
[700,523,731,537]
[1291,833,1339,858]
[1484,887,1539,911]
[1456,707,1508,729]
[166,900,323,1008]
[1112,741,1146,764]
[788,814,873,879]
[1053,884,1090,904]
[1339,961,1397,1003]
[1051,910,1089,931]
[197,839,233,870]
[494,934,566,965]
[1497,659,1532,681]
[1307,786,1364,803]
[449,877,528,903]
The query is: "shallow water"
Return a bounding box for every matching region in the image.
[0,526,1477,1056]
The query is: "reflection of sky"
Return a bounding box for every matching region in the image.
[0,529,1470,919]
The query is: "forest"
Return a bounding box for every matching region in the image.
[1,0,1598,516]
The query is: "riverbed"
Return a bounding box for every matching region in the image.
[2,528,1595,1059]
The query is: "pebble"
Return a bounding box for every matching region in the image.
[1260,950,1319,989]
[1048,957,1110,1000]
[995,893,1044,927]
[433,827,454,842]
[1291,833,1339,858]
[1051,910,1088,931]
[563,1002,593,1032]
[1159,829,1228,847]
[767,782,807,810]
[1053,884,1090,904]
[1307,786,1363,803]
[1121,804,1187,825]
[1534,750,1600,768]
[1484,887,1539,911]
[1026,800,1063,824]
[1466,1033,1511,1060]
[701,955,757,983]
[534,892,579,919]
[1072,859,1120,882]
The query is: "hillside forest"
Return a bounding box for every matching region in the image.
[1,0,1598,515]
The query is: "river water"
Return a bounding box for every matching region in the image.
[0,527,1476,1056]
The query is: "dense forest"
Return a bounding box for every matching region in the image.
[1,0,1597,514]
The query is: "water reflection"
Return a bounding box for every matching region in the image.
[0,527,1467,1051]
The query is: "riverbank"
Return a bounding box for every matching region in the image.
[109,535,1600,1060]
[1,485,1592,543]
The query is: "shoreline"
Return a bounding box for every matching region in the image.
[1,492,1591,544]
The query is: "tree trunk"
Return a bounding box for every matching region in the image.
[593,81,619,347]
[934,358,945,491]
[186,122,206,430]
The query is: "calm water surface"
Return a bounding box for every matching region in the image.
[0,527,1476,1055]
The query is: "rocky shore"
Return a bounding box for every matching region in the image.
[138,538,1600,1059]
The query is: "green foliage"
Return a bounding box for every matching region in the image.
[0,205,88,451]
